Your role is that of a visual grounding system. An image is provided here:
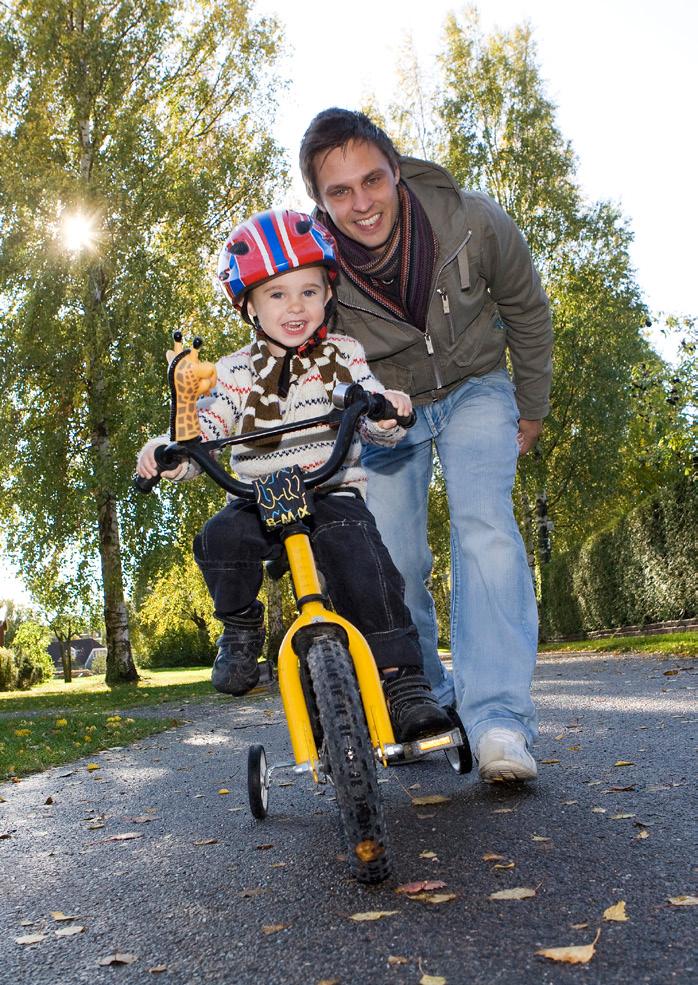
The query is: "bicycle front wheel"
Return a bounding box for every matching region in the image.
[306,635,391,884]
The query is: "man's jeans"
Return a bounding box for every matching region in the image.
[362,369,539,750]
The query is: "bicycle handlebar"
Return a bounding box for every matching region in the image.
[134,384,416,498]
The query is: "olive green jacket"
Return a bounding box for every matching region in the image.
[330,157,553,418]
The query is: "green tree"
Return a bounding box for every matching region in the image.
[0,1,287,683]
[11,621,54,689]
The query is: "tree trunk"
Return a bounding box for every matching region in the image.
[59,639,72,684]
[97,485,138,685]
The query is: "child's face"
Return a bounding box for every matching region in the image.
[247,266,331,356]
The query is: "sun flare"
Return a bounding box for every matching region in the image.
[62,212,97,253]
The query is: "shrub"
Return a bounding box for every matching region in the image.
[11,621,55,689]
[0,647,17,691]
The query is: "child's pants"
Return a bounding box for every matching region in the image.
[193,490,423,671]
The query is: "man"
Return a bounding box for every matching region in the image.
[299,109,553,783]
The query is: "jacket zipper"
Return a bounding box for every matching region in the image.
[436,288,456,346]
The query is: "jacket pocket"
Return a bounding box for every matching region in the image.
[452,309,504,368]
[368,359,413,392]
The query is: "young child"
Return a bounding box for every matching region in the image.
[137,210,450,742]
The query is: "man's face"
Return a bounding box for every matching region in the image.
[314,140,400,252]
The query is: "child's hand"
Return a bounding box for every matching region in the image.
[377,390,412,429]
[136,437,188,481]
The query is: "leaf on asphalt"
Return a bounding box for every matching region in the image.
[45,796,54,805]
[15,933,47,945]
[262,923,289,935]
[532,835,551,842]
[423,893,457,904]
[603,901,628,922]
[667,896,698,906]
[97,953,138,966]
[86,823,105,830]
[591,807,607,814]
[536,929,601,964]
[388,956,409,965]
[255,843,274,851]
[482,853,505,862]
[194,838,219,846]
[240,888,266,898]
[420,850,438,859]
[611,813,636,820]
[317,979,340,985]
[349,911,399,922]
[420,975,447,985]
[217,788,230,795]
[541,759,560,765]
[106,832,142,842]
[492,808,514,814]
[396,880,447,895]
[271,862,286,869]
[131,815,157,824]
[411,795,451,806]
[494,861,516,870]
[416,813,436,819]
[490,887,536,900]
[55,925,85,937]
[51,911,77,921]
[86,763,101,772]
[0,832,13,839]
[562,800,578,805]
[148,966,168,974]
[19,919,34,926]
[570,923,589,930]
[605,785,635,793]
[614,761,635,767]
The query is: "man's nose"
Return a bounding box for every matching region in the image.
[352,188,372,213]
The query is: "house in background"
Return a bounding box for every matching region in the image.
[47,634,103,669]
[0,604,7,647]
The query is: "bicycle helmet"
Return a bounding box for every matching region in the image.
[218,210,339,321]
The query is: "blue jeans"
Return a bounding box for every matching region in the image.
[361,369,538,750]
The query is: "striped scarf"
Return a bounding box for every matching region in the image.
[319,181,438,331]
[241,336,352,448]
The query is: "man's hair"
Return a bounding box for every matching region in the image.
[299,108,400,202]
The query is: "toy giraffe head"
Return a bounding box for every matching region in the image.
[167,331,217,441]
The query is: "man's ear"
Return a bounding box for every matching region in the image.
[393,163,400,184]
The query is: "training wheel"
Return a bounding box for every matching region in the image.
[248,744,270,819]
[444,707,473,775]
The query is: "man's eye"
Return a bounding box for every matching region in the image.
[331,188,347,197]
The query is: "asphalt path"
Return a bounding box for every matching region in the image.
[1,651,696,985]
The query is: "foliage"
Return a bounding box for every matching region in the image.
[11,620,54,689]
[542,479,697,639]
[538,631,698,658]
[0,646,17,691]
[0,0,287,683]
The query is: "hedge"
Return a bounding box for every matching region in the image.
[541,478,697,639]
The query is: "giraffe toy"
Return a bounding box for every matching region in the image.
[167,331,217,442]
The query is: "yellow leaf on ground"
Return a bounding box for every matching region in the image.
[86,763,100,772]
[194,838,218,846]
[396,880,447,895]
[667,896,698,906]
[490,887,536,900]
[51,911,77,921]
[262,923,289,935]
[317,979,340,985]
[349,911,399,922]
[420,850,438,859]
[388,955,409,965]
[614,761,635,767]
[603,901,628,922]
[492,808,514,814]
[55,925,85,937]
[591,807,607,814]
[636,830,650,840]
[570,923,589,930]
[406,892,457,904]
[106,833,142,842]
[611,813,636,820]
[411,795,451,806]
[97,954,138,966]
[15,933,47,945]
[536,929,600,965]
[420,975,447,985]
[541,758,560,764]
[494,861,516,870]
[482,852,505,862]
[532,835,551,842]
[148,966,168,974]
[217,788,230,795]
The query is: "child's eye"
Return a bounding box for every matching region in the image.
[303,289,318,297]
[269,291,284,300]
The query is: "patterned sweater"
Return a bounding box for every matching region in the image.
[174,334,404,497]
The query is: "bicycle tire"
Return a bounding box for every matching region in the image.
[306,636,391,884]
[248,744,269,819]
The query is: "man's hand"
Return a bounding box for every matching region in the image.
[377,389,413,429]
[517,419,543,455]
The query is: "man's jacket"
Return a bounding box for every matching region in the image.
[331,156,553,418]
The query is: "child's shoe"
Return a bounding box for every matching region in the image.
[382,667,453,742]
[211,602,265,696]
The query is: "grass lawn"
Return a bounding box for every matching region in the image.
[538,631,697,658]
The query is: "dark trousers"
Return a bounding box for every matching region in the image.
[193,492,423,671]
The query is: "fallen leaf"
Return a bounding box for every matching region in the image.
[106,832,142,842]
[541,758,560,764]
[667,896,698,906]
[420,976,447,985]
[614,761,635,767]
[51,911,78,922]
[317,979,340,985]
[15,933,47,945]
[490,887,537,900]
[0,795,6,803]
[570,922,589,930]
[255,843,274,851]
[424,893,457,904]
[591,807,607,814]
[411,795,451,806]
[482,853,505,862]
[240,888,266,898]
[494,861,516,870]
[271,862,286,869]
[420,850,438,859]
[19,919,34,927]
[45,796,54,805]
[562,800,578,805]
[55,925,85,937]
[605,785,635,792]
[603,901,628,922]
[388,955,409,965]
[217,788,230,795]
[97,953,138,966]
[532,835,551,842]
[349,911,399,922]
[86,763,101,772]
[193,838,218,846]
[416,813,435,819]
[396,880,447,895]
[536,929,601,964]
[492,808,514,814]
[568,744,581,752]
[86,822,105,830]
[611,813,636,820]
[131,815,157,824]
[262,923,289,935]
[148,966,168,974]
[635,830,650,840]
[1,831,13,839]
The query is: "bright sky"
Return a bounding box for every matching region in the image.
[2,0,695,605]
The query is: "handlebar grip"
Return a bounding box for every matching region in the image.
[365,392,417,429]
[133,473,161,494]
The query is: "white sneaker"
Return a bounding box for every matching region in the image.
[476,727,537,783]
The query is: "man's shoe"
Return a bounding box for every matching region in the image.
[382,667,453,742]
[211,602,265,696]
[476,727,537,782]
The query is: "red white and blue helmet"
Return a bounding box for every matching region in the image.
[218,210,339,317]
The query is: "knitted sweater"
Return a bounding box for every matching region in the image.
[175,334,404,497]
